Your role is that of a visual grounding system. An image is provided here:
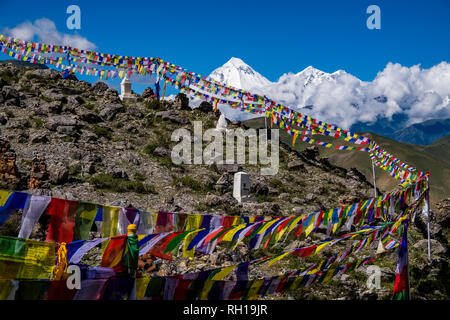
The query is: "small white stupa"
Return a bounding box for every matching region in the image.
[215,113,229,133]
[119,75,135,102]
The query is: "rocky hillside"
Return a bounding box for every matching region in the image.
[0,61,449,300]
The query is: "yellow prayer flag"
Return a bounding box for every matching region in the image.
[314,241,330,255]
[136,277,151,300]
[182,229,204,259]
[0,190,13,207]
[185,215,202,231]
[222,224,246,242]
[211,265,236,281]
[247,279,264,300]
[200,280,215,300]
[267,251,291,267]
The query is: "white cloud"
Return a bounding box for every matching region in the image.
[2,18,96,50]
[249,62,450,130]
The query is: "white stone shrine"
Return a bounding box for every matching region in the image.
[119,75,136,102]
[215,113,229,133]
[233,171,251,203]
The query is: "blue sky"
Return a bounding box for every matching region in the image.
[0,0,449,86]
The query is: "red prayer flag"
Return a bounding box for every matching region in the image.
[45,198,78,243]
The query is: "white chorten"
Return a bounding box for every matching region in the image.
[119,75,135,102]
[215,113,229,132]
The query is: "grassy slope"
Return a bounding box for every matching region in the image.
[243,117,450,206]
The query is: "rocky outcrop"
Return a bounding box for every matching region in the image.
[173,93,190,110]
[0,139,21,189]
[141,87,155,99]
[29,157,49,189]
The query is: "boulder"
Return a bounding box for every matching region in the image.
[30,132,49,144]
[197,101,213,113]
[205,194,222,207]
[215,163,242,174]
[0,77,8,88]
[434,198,450,228]
[173,93,190,110]
[0,112,8,125]
[91,81,109,94]
[29,157,50,189]
[155,110,189,125]
[301,146,319,160]
[27,68,61,80]
[102,88,121,104]
[108,167,129,180]
[127,106,144,119]
[42,100,62,114]
[153,147,172,158]
[142,87,155,99]
[99,103,125,121]
[288,160,306,171]
[413,239,446,255]
[251,180,269,195]
[0,139,21,189]
[47,115,83,131]
[2,86,20,106]
[41,88,66,102]
[76,109,103,124]
[48,163,69,185]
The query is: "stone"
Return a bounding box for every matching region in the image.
[0,77,8,88]
[29,157,49,189]
[155,110,190,124]
[279,193,290,200]
[293,197,305,205]
[301,146,319,160]
[0,112,8,125]
[2,86,20,106]
[173,93,190,110]
[205,194,222,207]
[288,160,306,171]
[41,88,66,102]
[141,87,155,99]
[0,139,21,189]
[102,88,121,104]
[108,167,129,180]
[413,239,446,255]
[127,106,144,119]
[30,132,49,144]
[434,198,450,228]
[99,103,125,121]
[27,68,61,80]
[76,109,102,124]
[153,147,171,158]
[292,207,305,214]
[251,180,269,195]
[48,163,69,185]
[339,195,361,206]
[197,101,213,113]
[91,81,109,94]
[42,100,62,114]
[215,163,242,174]
[47,115,83,131]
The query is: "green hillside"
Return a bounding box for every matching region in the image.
[242,117,450,206]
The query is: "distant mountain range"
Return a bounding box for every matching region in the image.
[243,117,450,205]
[389,118,450,145]
[208,58,450,145]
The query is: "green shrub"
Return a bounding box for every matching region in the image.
[90,173,157,194]
[91,124,112,140]
[173,176,208,193]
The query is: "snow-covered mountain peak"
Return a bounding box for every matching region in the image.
[209,57,272,90]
